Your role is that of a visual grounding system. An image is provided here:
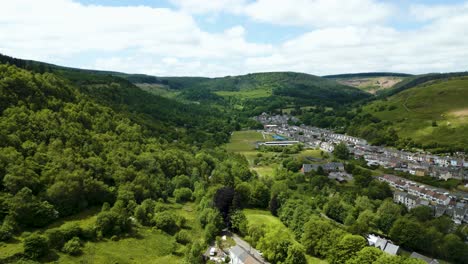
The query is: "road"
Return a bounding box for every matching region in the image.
[231,233,270,264]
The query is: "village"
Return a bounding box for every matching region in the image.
[254,113,468,225]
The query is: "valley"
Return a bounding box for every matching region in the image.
[0,54,466,264]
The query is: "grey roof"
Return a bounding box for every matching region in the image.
[230,245,245,258]
[410,252,439,264]
[384,243,400,255]
[229,245,262,264]
[375,238,388,250]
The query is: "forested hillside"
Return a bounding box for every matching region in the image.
[0,64,252,263]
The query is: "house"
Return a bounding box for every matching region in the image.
[434,193,451,205]
[301,162,344,174]
[367,234,400,255]
[328,172,353,183]
[410,252,439,264]
[229,245,262,264]
[394,191,418,209]
[453,203,468,224]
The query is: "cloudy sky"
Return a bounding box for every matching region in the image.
[1,0,468,77]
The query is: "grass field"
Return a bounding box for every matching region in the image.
[0,203,202,264]
[244,209,289,230]
[225,130,330,177]
[364,77,468,149]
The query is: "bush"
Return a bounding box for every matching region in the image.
[23,234,49,259]
[62,237,82,256]
[175,230,191,244]
[173,188,192,203]
[45,228,65,249]
[153,211,177,233]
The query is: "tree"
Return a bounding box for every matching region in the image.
[174,187,192,203]
[175,230,191,245]
[389,217,424,250]
[24,234,49,259]
[184,241,204,264]
[269,195,280,216]
[9,187,58,227]
[153,211,178,234]
[250,181,270,208]
[62,237,82,255]
[346,247,383,264]
[439,234,468,263]
[373,254,403,264]
[333,142,350,160]
[328,234,367,264]
[350,209,377,235]
[229,210,248,236]
[284,243,307,264]
[409,206,433,222]
[301,218,333,256]
[214,186,235,220]
[204,223,218,243]
[376,200,402,233]
[354,173,373,188]
[257,227,291,263]
[233,182,251,208]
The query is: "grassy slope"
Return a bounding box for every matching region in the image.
[244,209,327,264]
[363,77,468,149]
[1,203,202,264]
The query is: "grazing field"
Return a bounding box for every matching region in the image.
[363,77,468,150]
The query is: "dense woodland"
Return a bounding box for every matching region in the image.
[0,56,467,264]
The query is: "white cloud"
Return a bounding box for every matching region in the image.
[244,0,395,27]
[0,0,271,75]
[169,0,248,14]
[1,0,468,77]
[410,2,468,21]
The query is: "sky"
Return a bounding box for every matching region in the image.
[1,0,468,77]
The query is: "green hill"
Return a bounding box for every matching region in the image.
[160,72,370,104]
[362,76,468,151]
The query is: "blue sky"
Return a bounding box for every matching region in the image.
[1,0,468,76]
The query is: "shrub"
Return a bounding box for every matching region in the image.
[153,211,177,233]
[45,228,65,249]
[173,188,192,203]
[62,237,82,256]
[23,234,49,259]
[175,230,191,244]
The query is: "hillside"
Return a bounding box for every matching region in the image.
[362,76,468,151]
[0,53,234,146]
[323,73,412,94]
[161,72,369,103]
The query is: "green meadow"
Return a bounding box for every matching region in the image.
[0,202,202,264]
